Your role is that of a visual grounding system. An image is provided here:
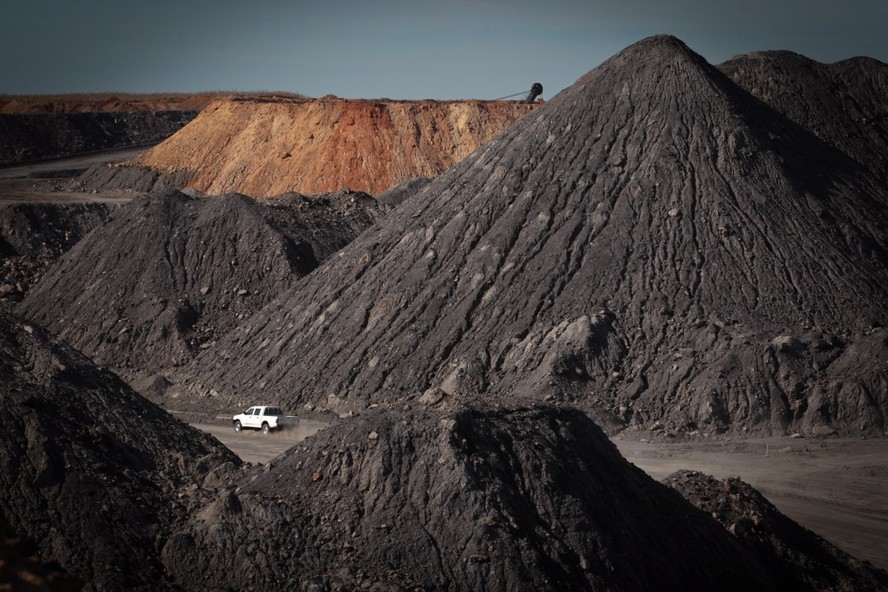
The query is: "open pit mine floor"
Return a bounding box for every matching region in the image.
[615,435,888,571]
[190,420,329,464]
[194,420,888,572]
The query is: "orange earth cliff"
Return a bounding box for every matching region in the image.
[132,98,538,196]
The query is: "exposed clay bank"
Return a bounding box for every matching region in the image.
[134,99,537,196]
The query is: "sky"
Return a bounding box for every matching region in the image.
[2,0,886,100]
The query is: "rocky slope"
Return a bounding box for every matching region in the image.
[182,35,888,436]
[0,202,113,301]
[0,309,239,590]
[667,470,888,592]
[73,162,192,195]
[162,403,887,591]
[376,176,433,211]
[18,190,381,373]
[0,513,83,592]
[130,98,537,196]
[719,51,888,183]
[4,324,883,592]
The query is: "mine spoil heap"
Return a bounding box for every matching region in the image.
[0,202,112,302]
[5,35,888,589]
[184,35,888,436]
[719,50,888,183]
[4,310,886,591]
[0,309,240,590]
[163,403,887,592]
[18,190,381,374]
[131,98,537,196]
[0,110,196,166]
[0,512,84,592]
[666,469,888,591]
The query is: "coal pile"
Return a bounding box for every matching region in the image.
[0,202,112,302]
[667,470,888,591]
[719,51,888,183]
[186,35,888,435]
[74,162,192,195]
[0,309,239,590]
[0,110,196,165]
[5,327,882,592]
[18,190,381,375]
[161,403,885,591]
[375,176,433,211]
[0,513,83,592]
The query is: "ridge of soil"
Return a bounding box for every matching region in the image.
[0,309,239,590]
[131,99,537,196]
[666,469,888,590]
[163,402,887,591]
[73,163,192,195]
[177,35,888,436]
[201,421,888,571]
[18,190,382,373]
[2,304,885,590]
[0,111,197,166]
[719,51,888,182]
[0,91,307,114]
[0,202,114,301]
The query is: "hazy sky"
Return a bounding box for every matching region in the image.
[2,0,886,99]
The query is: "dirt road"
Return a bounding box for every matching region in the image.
[0,147,149,180]
[196,421,887,571]
[191,420,329,465]
[0,147,147,204]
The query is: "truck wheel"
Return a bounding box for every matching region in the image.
[234,420,242,432]
[262,422,271,434]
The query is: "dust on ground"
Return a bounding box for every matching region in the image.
[191,420,329,465]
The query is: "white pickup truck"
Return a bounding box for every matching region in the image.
[232,406,299,434]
